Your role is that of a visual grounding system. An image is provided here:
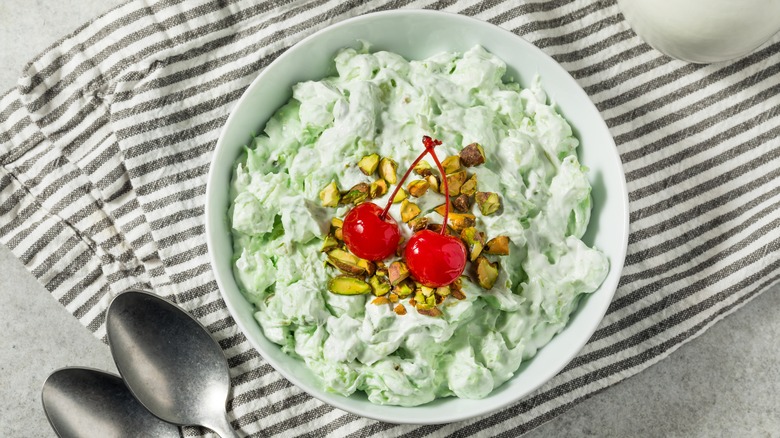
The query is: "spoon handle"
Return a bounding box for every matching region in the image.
[207,413,241,438]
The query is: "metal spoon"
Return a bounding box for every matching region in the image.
[106,290,239,438]
[41,367,180,438]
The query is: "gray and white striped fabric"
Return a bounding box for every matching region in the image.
[2,0,779,436]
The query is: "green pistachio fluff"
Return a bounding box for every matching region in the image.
[229,45,608,406]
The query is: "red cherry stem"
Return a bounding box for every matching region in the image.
[424,140,450,236]
[379,136,442,220]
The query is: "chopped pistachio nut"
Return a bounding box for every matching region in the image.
[460,142,486,167]
[378,157,398,184]
[328,276,371,295]
[369,275,391,296]
[413,160,433,176]
[408,217,429,232]
[319,181,340,207]
[357,154,380,176]
[321,235,340,253]
[485,235,510,255]
[441,155,462,174]
[475,191,501,215]
[340,183,370,205]
[331,217,344,228]
[451,288,466,300]
[413,291,429,308]
[460,174,478,196]
[327,249,369,276]
[432,203,475,233]
[460,227,486,262]
[445,170,468,196]
[426,223,442,233]
[388,293,399,303]
[395,239,405,257]
[420,285,434,297]
[409,298,417,307]
[334,228,343,241]
[433,203,450,217]
[358,259,376,276]
[393,304,407,315]
[370,179,388,198]
[393,280,414,297]
[388,261,410,285]
[371,296,390,305]
[407,179,429,197]
[417,307,442,317]
[400,200,421,223]
[452,194,471,213]
[474,256,499,289]
[392,188,408,203]
[435,286,450,297]
[425,175,440,193]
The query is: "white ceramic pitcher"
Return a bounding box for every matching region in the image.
[618,0,780,63]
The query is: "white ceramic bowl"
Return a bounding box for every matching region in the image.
[206,10,629,425]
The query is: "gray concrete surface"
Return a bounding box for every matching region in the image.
[0,1,778,437]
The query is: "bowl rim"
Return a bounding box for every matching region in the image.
[206,8,630,425]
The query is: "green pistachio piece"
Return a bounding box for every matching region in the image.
[340,183,370,205]
[392,188,408,204]
[460,227,486,261]
[321,235,340,253]
[435,286,450,297]
[328,276,371,295]
[388,261,410,285]
[459,142,486,167]
[400,200,421,223]
[378,157,398,184]
[393,280,414,297]
[433,203,476,233]
[358,154,380,175]
[460,174,478,196]
[445,170,468,196]
[327,249,368,276]
[441,155,462,174]
[413,160,433,176]
[407,179,430,197]
[319,181,340,207]
[485,235,510,255]
[475,191,501,215]
[425,175,440,193]
[369,275,391,296]
[369,179,388,198]
[452,194,471,212]
[474,255,499,290]
[407,216,429,232]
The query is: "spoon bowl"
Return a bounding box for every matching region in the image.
[106,290,238,438]
[41,367,180,438]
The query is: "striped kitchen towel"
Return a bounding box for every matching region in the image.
[1,0,779,436]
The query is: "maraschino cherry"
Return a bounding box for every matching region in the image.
[342,202,400,261]
[404,137,467,287]
[342,138,435,261]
